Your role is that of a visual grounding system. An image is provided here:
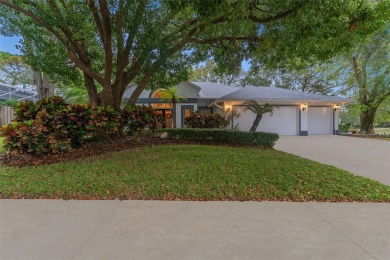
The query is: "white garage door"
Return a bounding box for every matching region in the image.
[234,106,298,135]
[308,107,333,134]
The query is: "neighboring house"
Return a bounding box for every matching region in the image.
[124,82,350,136]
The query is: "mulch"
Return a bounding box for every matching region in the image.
[0,138,266,167]
[340,133,390,140]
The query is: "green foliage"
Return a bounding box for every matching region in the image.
[90,106,122,135]
[0,99,18,107]
[122,105,161,135]
[339,123,351,134]
[0,119,52,155]
[13,96,68,122]
[339,28,390,132]
[184,112,228,128]
[158,128,279,148]
[158,87,187,103]
[0,51,33,86]
[1,0,387,108]
[51,104,95,148]
[1,99,157,155]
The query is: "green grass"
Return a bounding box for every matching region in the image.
[1,145,389,201]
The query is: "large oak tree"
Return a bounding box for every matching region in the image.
[0,0,387,109]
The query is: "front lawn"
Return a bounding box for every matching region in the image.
[1,145,389,201]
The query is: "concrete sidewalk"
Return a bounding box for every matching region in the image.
[275,135,390,186]
[1,200,389,259]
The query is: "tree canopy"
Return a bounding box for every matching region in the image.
[340,28,390,132]
[0,0,388,109]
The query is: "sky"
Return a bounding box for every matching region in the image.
[0,35,21,54]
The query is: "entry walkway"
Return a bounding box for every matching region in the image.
[275,135,390,186]
[1,200,389,259]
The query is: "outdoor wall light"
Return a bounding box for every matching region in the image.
[301,103,307,111]
[333,104,340,111]
[225,104,232,112]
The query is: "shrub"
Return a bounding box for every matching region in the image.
[13,96,68,122]
[339,123,350,133]
[1,100,167,155]
[51,104,94,147]
[157,128,279,148]
[184,112,228,128]
[0,120,51,155]
[122,105,161,135]
[90,106,122,135]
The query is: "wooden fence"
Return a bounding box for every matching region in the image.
[0,106,15,126]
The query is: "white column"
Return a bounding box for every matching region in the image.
[299,104,308,136]
[333,108,339,135]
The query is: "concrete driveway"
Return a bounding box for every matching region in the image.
[1,200,389,260]
[275,135,390,186]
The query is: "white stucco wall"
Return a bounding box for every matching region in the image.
[175,82,199,99]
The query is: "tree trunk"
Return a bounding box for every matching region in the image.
[83,74,101,106]
[249,114,262,132]
[32,68,54,99]
[172,100,176,128]
[360,107,377,133]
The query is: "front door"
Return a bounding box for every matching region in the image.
[155,109,173,128]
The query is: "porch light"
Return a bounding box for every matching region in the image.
[301,103,307,111]
[225,104,232,112]
[333,104,340,111]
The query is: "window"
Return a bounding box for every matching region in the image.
[184,108,191,118]
[198,107,212,114]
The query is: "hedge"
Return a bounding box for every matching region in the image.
[157,128,279,148]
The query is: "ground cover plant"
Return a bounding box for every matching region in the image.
[1,145,389,202]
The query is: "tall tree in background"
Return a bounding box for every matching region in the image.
[189,60,272,87]
[0,51,55,98]
[0,51,33,86]
[343,29,390,133]
[0,0,387,109]
[269,64,342,95]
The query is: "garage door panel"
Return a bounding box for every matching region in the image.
[308,107,333,134]
[235,106,298,135]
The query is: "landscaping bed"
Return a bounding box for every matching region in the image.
[1,144,389,202]
[339,133,390,141]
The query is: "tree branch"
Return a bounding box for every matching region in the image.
[249,2,304,23]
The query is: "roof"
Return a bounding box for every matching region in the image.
[217,86,350,103]
[189,82,239,99]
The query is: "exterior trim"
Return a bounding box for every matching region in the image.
[136,98,198,103]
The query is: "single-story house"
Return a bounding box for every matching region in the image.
[123,82,350,136]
